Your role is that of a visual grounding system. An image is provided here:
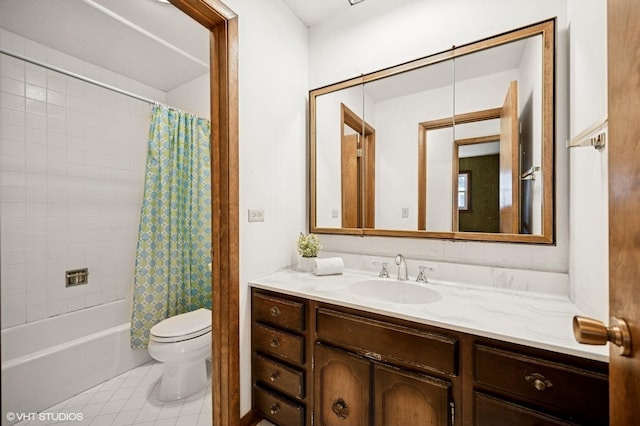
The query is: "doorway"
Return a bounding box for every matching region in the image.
[341,103,376,228]
[170,1,240,424]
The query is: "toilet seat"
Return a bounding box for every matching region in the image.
[150,308,212,343]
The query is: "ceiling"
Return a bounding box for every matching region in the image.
[0,0,369,92]
[281,0,356,27]
[0,0,210,92]
[0,0,361,93]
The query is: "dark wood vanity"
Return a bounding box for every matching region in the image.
[251,288,608,426]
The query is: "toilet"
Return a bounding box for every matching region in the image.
[148,308,212,401]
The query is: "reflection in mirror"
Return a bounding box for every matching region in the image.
[455,34,544,236]
[314,84,366,228]
[364,60,454,231]
[418,109,500,232]
[456,136,500,233]
[310,19,555,243]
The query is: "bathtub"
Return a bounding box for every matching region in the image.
[1,300,151,425]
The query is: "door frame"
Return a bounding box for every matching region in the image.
[170,1,240,424]
[341,103,376,228]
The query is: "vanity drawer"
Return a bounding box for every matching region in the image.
[317,308,458,375]
[474,345,608,423]
[475,392,575,426]
[253,353,305,399]
[254,384,304,426]
[254,323,305,364]
[254,292,305,332]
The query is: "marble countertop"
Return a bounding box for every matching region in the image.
[249,268,609,363]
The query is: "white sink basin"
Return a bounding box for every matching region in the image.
[350,279,441,304]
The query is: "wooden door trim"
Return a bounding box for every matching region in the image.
[171,1,240,424]
[452,135,500,231]
[340,103,376,228]
[418,108,501,231]
[499,80,519,234]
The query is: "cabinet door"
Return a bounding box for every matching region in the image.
[315,344,370,426]
[374,364,452,426]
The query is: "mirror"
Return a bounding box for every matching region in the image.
[310,19,555,243]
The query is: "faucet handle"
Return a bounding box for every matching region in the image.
[373,261,390,278]
[416,265,434,283]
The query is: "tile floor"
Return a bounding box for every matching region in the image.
[15,362,212,426]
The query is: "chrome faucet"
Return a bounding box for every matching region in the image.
[373,261,390,278]
[416,266,428,283]
[395,254,408,281]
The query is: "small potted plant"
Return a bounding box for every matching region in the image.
[297,233,321,272]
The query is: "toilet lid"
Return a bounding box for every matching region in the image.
[150,308,211,342]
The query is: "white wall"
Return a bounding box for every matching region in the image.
[221,0,309,416]
[309,0,570,274]
[567,0,608,320]
[166,72,210,119]
[0,29,162,329]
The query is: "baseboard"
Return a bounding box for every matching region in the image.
[240,409,263,426]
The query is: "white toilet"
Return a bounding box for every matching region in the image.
[148,308,212,401]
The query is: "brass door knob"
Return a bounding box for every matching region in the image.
[573,315,631,356]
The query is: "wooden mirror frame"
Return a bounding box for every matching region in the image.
[170,1,240,424]
[310,18,555,244]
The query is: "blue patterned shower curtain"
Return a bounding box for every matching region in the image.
[131,105,212,348]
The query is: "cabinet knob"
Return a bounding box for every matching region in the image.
[525,373,553,391]
[270,338,280,348]
[573,315,632,356]
[332,398,349,419]
[269,371,280,382]
[269,403,280,415]
[270,306,281,317]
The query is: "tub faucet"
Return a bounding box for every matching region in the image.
[395,254,408,281]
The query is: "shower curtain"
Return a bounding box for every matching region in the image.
[131,104,212,348]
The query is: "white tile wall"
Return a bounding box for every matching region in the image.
[0,29,167,329]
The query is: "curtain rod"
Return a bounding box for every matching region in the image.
[0,48,159,105]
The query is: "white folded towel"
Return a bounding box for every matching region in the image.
[313,257,344,276]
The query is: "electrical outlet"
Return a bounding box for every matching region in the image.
[248,209,265,222]
[401,207,409,218]
[331,210,339,218]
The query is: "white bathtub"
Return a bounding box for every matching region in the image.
[1,300,151,425]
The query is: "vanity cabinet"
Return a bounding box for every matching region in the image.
[314,344,371,425]
[315,307,456,424]
[472,341,608,425]
[250,289,609,426]
[251,290,312,426]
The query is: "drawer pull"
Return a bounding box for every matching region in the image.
[364,351,382,361]
[270,338,280,348]
[525,373,553,391]
[269,371,280,382]
[269,403,280,415]
[332,398,349,419]
[270,306,281,317]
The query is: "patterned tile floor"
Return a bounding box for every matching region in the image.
[15,362,212,426]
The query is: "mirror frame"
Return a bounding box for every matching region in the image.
[309,18,555,244]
